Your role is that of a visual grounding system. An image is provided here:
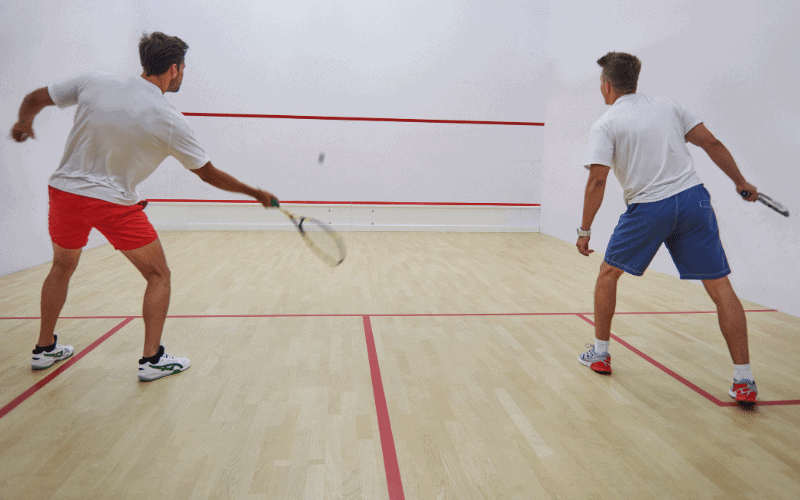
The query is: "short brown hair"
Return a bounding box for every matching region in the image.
[597,52,641,94]
[139,32,189,76]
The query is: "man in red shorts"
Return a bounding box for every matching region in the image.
[11,32,278,381]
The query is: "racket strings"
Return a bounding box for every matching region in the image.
[759,194,790,217]
[299,218,346,266]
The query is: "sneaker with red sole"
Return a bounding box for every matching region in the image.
[578,344,611,374]
[729,379,757,408]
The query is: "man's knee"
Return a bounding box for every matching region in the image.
[121,239,170,283]
[144,263,171,283]
[51,259,78,276]
[599,261,625,281]
[703,276,735,303]
[50,246,81,277]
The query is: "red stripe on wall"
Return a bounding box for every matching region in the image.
[183,112,544,127]
[146,199,540,207]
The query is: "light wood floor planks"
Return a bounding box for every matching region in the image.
[1,231,798,499]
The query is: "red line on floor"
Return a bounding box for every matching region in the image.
[613,309,778,315]
[575,314,797,407]
[0,317,135,421]
[363,316,405,500]
[183,111,544,127]
[577,314,726,405]
[0,310,777,321]
[747,400,800,406]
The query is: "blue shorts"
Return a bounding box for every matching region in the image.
[604,184,730,280]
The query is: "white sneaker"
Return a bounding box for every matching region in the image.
[31,335,74,370]
[138,345,191,382]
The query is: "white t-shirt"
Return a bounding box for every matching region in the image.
[584,93,703,205]
[47,73,210,205]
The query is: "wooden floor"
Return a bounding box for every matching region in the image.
[1,231,799,499]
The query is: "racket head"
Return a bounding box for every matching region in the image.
[296,216,347,267]
[740,191,790,217]
[758,193,789,217]
[277,206,346,266]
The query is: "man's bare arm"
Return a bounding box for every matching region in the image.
[685,123,757,201]
[11,87,55,142]
[577,164,610,256]
[190,161,278,208]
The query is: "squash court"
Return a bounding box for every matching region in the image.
[2,230,799,499]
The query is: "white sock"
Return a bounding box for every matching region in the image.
[734,364,753,382]
[595,339,610,355]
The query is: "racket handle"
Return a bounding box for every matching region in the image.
[740,190,751,199]
[271,198,280,208]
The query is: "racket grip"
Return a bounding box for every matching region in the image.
[271,198,280,208]
[740,190,751,199]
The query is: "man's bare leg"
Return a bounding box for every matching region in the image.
[702,276,750,365]
[121,239,171,358]
[39,243,82,347]
[594,261,625,341]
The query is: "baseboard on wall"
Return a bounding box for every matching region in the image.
[145,202,540,233]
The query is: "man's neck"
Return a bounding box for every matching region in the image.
[141,73,168,94]
[609,91,635,105]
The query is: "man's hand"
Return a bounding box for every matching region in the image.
[737,182,758,202]
[10,120,35,142]
[253,188,279,208]
[576,235,594,256]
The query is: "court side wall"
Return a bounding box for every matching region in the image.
[540,0,800,318]
[1,0,549,276]
[0,2,138,276]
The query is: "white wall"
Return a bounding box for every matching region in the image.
[3,1,799,319]
[1,0,548,276]
[541,0,800,317]
[1,0,140,274]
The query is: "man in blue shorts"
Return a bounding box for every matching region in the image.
[575,52,760,407]
[11,32,278,381]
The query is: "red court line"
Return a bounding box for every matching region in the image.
[184,112,544,127]
[0,309,776,321]
[0,312,615,321]
[750,400,800,406]
[363,316,405,500]
[146,199,541,207]
[577,314,725,405]
[576,314,798,407]
[0,317,136,421]
[1,316,136,321]
[613,309,779,315]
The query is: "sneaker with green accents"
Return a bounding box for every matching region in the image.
[31,335,74,370]
[138,345,190,382]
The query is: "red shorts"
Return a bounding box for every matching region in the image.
[48,186,158,251]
